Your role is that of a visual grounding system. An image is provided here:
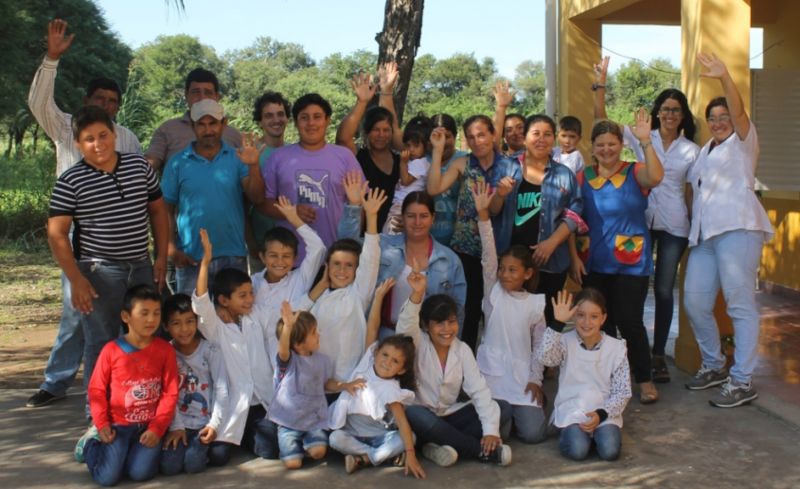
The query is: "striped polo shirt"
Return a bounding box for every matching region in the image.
[49,152,162,261]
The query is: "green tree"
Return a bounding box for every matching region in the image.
[0,0,131,155]
[606,58,680,124]
[514,60,546,116]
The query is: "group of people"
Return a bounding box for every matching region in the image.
[25,18,773,486]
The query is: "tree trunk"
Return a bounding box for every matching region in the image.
[376,0,424,125]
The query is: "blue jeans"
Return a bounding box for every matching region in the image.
[241,405,279,459]
[329,429,407,465]
[559,424,621,461]
[684,230,764,384]
[84,424,161,486]
[277,426,328,461]
[405,401,512,460]
[78,260,153,407]
[159,429,232,475]
[650,230,688,356]
[511,404,547,444]
[39,271,84,397]
[175,256,248,295]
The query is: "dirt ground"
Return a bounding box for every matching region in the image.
[0,245,64,388]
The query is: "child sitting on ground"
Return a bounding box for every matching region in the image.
[473,182,548,444]
[160,293,231,475]
[79,285,178,486]
[328,277,425,478]
[396,266,513,468]
[539,288,632,461]
[552,115,585,175]
[270,302,364,469]
[192,229,279,459]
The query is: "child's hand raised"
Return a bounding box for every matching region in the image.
[407,258,427,304]
[430,127,446,151]
[470,180,494,220]
[362,186,388,216]
[374,277,396,300]
[274,195,303,228]
[551,290,577,324]
[199,228,213,264]
[343,171,367,206]
[279,300,298,330]
[400,148,411,166]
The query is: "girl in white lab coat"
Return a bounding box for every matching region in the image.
[472,182,547,443]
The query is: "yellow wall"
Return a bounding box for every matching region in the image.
[759,0,800,292]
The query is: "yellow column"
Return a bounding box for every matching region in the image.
[676,0,752,372]
[557,9,601,157]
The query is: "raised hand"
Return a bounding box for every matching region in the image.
[342,170,367,205]
[199,228,213,265]
[631,107,653,142]
[470,180,494,218]
[697,52,728,79]
[593,56,610,84]
[236,132,264,166]
[430,127,446,152]
[47,19,75,60]
[551,290,577,323]
[374,277,397,300]
[407,258,427,302]
[274,195,303,228]
[279,300,298,331]
[362,186,388,216]
[493,80,516,108]
[378,61,399,93]
[350,72,377,103]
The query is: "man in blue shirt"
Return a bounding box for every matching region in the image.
[161,99,265,294]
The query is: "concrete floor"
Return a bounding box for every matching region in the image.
[2,365,799,489]
[2,288,799,488]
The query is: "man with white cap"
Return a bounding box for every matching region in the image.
[161,99,265,294]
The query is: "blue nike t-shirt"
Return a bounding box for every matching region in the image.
[511,178,542,248]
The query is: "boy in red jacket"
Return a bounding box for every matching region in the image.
[79,285,179,486]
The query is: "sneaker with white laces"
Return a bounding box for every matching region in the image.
[685,366,729,390]
[421,443,458,467]
[74,425,99,463]
[709,380,758,408]
[478,443,513,466]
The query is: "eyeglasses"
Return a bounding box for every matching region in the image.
[659,107,682,115]
[707,115,731,124]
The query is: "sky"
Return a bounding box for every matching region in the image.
[94,0,763,77]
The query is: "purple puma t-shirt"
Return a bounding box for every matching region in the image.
[263,143,364,262]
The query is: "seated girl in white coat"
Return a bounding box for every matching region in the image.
[396,267,513,467]
[472,182,547,443]
[539,288,632,461]
[329,278,425,478]
[192,229,280,459]
[300,175,386,386]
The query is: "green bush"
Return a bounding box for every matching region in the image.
[0,149,55,244]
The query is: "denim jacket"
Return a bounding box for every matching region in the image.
[337,204,467,327]
[508,157,584,274]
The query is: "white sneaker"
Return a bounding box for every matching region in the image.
[422,443,458,467]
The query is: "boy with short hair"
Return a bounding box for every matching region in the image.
[251,198,325,308]
[79,285,178,486]
[552,116,585,175]
[160,293,232,475]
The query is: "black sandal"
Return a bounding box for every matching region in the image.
[652,355,670,384]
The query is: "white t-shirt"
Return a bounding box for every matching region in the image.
[623,127,699,237]
[393,157,430,204]
[687,124,773,246]
[552,147,585,175]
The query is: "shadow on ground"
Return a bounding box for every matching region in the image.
[2,366,799,489]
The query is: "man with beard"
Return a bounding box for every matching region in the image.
[161,99,265,294]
